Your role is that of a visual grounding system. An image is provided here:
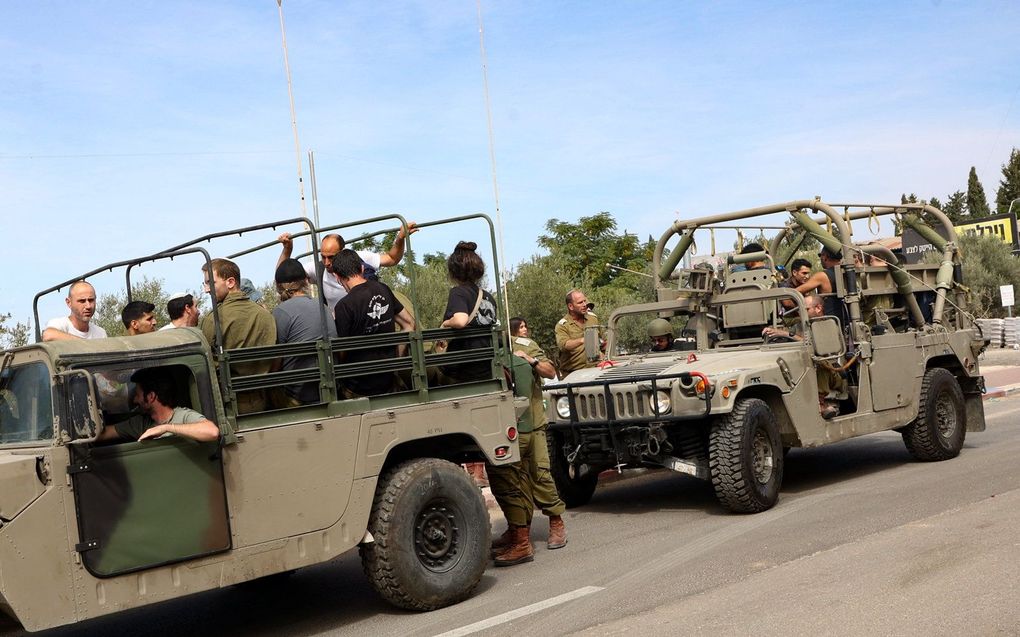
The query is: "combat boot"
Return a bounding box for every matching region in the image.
[493,525,534,567]
[547,515,567,550]
[490,526,515,555]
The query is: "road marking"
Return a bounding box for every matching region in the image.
[434,586,604,637]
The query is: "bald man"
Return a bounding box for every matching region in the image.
[276,222,418,309]
[43,281,108,341]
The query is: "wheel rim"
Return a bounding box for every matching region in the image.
[933,392,958,441]
[414,499,461,573]
[751,427,775,485]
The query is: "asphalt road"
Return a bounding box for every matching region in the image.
[5,396,1020,637]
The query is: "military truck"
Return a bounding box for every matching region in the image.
[545,199,986,513]
[0,214,521,632]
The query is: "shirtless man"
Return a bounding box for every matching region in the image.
[43,281,107,341]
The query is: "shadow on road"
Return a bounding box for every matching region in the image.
[563,432,970,518]
[4,553,402,637]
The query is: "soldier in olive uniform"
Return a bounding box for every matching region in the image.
[555,289,600,379]
[489,317,567,566]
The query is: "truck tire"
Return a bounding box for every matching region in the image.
[901,367,966,461]
[709,397,783,513]
[360,458,489,611]
[547,431,599,508]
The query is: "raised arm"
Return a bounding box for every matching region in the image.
[378,222,419,268]
[277,232,295,269]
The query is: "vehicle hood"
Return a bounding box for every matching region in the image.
[548,347,795,387]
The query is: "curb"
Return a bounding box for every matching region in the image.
[983,384,1020,400]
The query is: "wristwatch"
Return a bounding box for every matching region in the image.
[530,358,539,368]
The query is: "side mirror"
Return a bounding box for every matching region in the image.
[809,316,844,359]
[583,326,601,361]
[57,370,103,443]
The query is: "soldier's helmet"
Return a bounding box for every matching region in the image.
[647,318,672,338]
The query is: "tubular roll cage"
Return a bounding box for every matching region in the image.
[32,214,512,423]
[650,199,966,350]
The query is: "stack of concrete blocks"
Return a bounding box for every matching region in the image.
[1003,318,1020,349]
[976,318,1004,348]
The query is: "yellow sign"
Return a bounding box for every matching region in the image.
[954,213,1017,246]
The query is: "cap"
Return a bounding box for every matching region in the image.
[240,278,264,303]
[168,291,190,302]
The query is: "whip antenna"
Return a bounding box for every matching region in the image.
[476,1,511,329]
[277,1,309,227]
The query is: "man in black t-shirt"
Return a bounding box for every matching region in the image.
[332,250,415,397]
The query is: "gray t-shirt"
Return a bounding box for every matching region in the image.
[273,295,337,402]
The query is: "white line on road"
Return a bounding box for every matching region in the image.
[433,586,604,637]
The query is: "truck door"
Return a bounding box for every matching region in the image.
[64,363,232,577]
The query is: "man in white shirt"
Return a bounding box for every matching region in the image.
[43,281,108,341]
[159,293,200,330]
[276,222,418,309]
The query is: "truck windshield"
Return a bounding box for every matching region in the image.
[0,362,54,444]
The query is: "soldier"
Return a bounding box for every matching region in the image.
[200,258,277,413]
[647,318,675,352]
[489,317,567,566]
[555,289,600,378]
[121,300,157,335]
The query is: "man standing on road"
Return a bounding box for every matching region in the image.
[489,317,568,566]
[555,289,600,379]
[43,280,107,341]
[276,223,418,310]
[160,293,200,330]
[121,301,157,335]
[200,258,276,413]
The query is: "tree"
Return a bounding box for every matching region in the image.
[995,147,1020,215]
[504,255,577,359]
[966,166,991,218]
[942,191,966,224]
[538,212,650,290]
[958,233,1020,318]
[387,258,452,330]
[0,314,30,348]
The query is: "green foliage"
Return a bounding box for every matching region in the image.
[0,314,31,348]
[387,258,451,330]
[942,191,966,224]
[967,166,991,217]
[504,255,576,358]
[958,234,1020,318]
[93,277,205,336]
[538,212,652,290]
[995,147,1020,215]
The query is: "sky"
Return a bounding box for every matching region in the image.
[3,0,1019,330]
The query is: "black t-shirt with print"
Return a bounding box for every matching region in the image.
[334,279,405,396]
[441,283,497,381]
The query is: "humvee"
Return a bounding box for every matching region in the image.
[544,199,986,513]
[0,214,521,632]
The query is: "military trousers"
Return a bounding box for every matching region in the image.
[488,427,566,527]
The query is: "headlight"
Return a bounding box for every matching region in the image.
[555,396,572,418]
[649,390,671,414]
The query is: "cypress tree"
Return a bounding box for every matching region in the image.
[967,166,991,218]
[995,147,1020,215]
